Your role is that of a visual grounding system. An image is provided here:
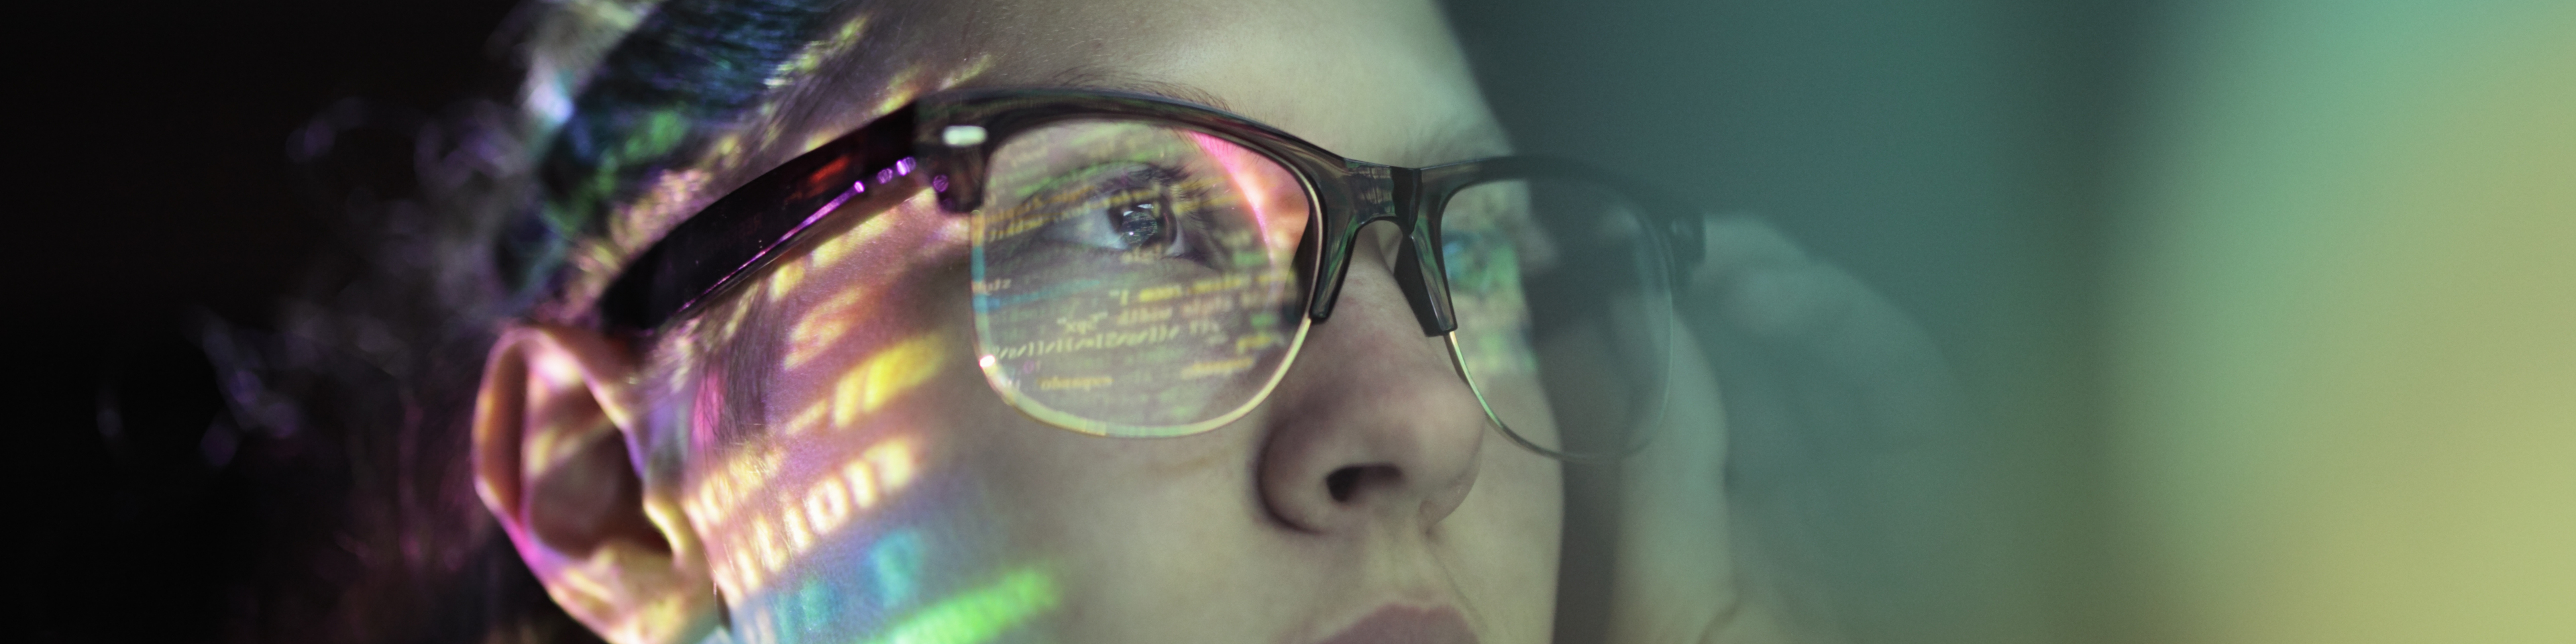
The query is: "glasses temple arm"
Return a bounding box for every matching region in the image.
[598,105,923,331]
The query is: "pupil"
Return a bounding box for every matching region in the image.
[1115,202,1163,247]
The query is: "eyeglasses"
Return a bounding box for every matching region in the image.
[598,89,1703,462]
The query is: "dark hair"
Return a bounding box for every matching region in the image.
[513,0,853,318]
[210,1,865,641]
[208,94,583,643]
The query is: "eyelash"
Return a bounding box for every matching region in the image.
[1042,163,1230,265]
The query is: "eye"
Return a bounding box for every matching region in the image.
[1442,233,1479,277]
[1441,228,1510,292]
[1110,198,1167,248]
[1042,164,1193,254]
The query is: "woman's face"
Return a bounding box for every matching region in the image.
[670,1,1562,643]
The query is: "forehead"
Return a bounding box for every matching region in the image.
[564,0,1511,322]
[775,0,1509,168]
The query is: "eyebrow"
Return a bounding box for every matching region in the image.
[1035,67,1512,166]
[1036,67,1240,114]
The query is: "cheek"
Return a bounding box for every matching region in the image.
[694,359,1061,638]
[698,255,1279,643]
[1444,441,1566,641]
[934,337,1303,642]
[682,219,1064,642]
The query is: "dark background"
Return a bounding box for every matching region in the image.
[14,1,521,641]
[9,0,2143,641]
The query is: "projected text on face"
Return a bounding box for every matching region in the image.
[969,120,1311,430]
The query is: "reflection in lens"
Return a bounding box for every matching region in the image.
[970,120,1312,435]
[1441,178,1672,459]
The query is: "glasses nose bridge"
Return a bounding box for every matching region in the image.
[1307,164,1459,337]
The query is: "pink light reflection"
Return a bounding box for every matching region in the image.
[1185,131,1303,254]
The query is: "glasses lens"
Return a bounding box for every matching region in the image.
[970,119,1314,435]
[1441,178,1674,460]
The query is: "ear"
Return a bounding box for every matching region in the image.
[473,323,719,644]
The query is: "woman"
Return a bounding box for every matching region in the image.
[375,0,1957,642]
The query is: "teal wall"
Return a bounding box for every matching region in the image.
[1447,1,2138,641]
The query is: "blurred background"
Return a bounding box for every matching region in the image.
[9,0,2567,642]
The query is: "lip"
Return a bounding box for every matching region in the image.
[1314,605,1479,644]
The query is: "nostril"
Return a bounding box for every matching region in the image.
[1327,468,1360,502]
[1324,465,1399,503]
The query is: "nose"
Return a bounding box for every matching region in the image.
[1255,225,1487,533]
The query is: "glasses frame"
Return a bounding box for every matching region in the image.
[595,88,1705,460]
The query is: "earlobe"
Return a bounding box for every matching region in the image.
[473,324,720,644]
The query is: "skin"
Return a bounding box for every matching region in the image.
[469,1,1860,643]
